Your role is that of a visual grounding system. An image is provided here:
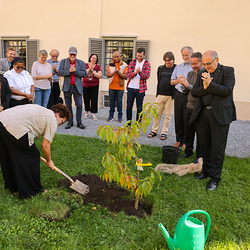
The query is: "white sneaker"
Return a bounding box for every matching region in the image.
[83,113,88,119]
[93,115,97,121]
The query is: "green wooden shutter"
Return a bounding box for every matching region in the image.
[89,38,105,73]
[26,39,39,73]
[134,40,150,60]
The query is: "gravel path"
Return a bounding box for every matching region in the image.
[56,108,250,159]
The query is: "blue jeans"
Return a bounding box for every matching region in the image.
[64,85,83,124]
[108,89,124,120]
[34,88,51,108]
[126,88,145,122]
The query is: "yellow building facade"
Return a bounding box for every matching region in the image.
[1,0,250,120]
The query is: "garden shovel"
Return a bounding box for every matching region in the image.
[40,157,89,195]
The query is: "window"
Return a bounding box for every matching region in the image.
[1,37,39,72]
[89,38,150,76]
[3,40,27,66]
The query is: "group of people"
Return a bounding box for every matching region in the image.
[0,47,101,130]
[0,46,151,129]
[0,44,236,197]
[147,46,236,191]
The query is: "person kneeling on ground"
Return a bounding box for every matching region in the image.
[0,103,70,199]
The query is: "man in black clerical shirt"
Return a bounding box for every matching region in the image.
[190,50,236,191]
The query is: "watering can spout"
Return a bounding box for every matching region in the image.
[158,223,174,250]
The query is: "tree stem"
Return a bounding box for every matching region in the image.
[135,195,139,210]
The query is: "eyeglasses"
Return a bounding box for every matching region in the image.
[202,58,217,66]
[16,66,24,70]
[51,55,58,58]
[164,59,173,62]
[69,54,76,56]
[61,120,66,125]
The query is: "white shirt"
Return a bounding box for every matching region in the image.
[31,61,52,90]
[129,59,145,89]
[4,69,34,100]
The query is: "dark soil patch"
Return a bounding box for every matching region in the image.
[58,173,153,218]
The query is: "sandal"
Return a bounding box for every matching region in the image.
[160,134,167,140]
[148,131,157,138]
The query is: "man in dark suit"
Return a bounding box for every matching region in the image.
[59,47,86,129]
[190,50,236,191]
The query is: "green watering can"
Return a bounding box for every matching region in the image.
[159,210,211,250]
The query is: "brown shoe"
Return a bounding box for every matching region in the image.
[173,142,182,148]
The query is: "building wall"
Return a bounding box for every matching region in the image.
[1,0,250,119]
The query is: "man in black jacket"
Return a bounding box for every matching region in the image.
[190,50,236,191]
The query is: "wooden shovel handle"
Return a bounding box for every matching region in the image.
[40,156,74,183]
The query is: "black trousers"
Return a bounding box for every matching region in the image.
[196,108,230,182]
[0,122,44,199]
[174,91,188,143]
[10,98,32,107]
[83,85,99,113]
[185,107,202,157]
[47,82,61,109]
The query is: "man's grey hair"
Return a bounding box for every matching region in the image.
[39,49,48,57]
[181,46,193,54]
[50,49,59,55]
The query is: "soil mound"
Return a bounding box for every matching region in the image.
[58,173,153,217]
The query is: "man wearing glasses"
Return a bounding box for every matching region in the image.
[178,52,204,162]
[59,47,86,129]
[147,51,176,140]
[190,50,236,191]
[171,46,193,149]
[47,49,61,108]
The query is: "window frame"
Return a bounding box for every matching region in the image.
[1,36,39,73]
[89,37,150,78]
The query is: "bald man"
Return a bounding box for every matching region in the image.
[190,50,236,190]
[106,51,128,122]
[47,49,61,108]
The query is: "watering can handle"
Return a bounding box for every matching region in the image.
[183,210,211,241]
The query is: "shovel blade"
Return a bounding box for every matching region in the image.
[70,179,89,195]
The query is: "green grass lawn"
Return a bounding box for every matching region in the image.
[0,134,249,249]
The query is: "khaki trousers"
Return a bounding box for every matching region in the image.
[152,95,172,135]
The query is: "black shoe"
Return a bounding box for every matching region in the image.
[206,180,218,191]
[194,173,208,180]
[180,153,192,159]
[65,122,73,129]
[77,123,85,129]
[193,157,200,164]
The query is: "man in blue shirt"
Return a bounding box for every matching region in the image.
[47,49,61,108]
[171,46,193,149]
